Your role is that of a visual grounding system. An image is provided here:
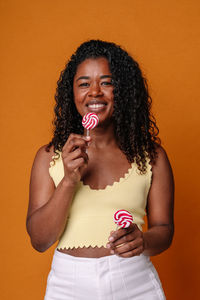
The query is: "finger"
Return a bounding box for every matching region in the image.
[113,231,143,248]
[63,139,88,154]
[115,246,144,258]
[111,232,136,247]
[63,134,84,151]
[67,157,86,171]
[63,134,91,151]
[108,223,137,243]
[66,133,91,143]
[106,227,140,251]
[114,237,143,253]
[63,141,88,158]
[109,238,144,257]
[63,148,89,165]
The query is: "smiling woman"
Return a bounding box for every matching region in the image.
[26,40,174,299]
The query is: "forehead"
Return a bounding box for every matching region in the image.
[75,57,111,76]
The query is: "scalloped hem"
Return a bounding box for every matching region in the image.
[57,245,107,250]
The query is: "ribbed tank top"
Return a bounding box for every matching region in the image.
[49,151,152,249]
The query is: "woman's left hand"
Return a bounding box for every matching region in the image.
[106,224,145,257]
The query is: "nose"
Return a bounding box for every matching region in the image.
[88,82,103,97]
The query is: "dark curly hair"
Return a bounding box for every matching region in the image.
[46,39,160,173]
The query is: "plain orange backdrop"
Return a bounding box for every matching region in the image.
[1,0,200,299]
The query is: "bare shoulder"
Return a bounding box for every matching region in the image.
[32,145,55,170]
[151,145,173,174]
[149,145,174,196]
[30,144,56,195]
[33,144,55,167]
[155,145,170,162]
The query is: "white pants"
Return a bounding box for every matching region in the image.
[44,249,166,300]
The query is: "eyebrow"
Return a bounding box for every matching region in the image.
[76,75,112,82]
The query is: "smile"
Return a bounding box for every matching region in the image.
[86,101,107,112]
[88,104,106,109]
[87,103,107,112]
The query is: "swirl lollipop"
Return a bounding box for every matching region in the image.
[114,209,133,229]
[82,112,99,136]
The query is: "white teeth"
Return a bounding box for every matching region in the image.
[88,104,105,108]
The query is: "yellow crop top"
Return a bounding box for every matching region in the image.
[49,151,152,249]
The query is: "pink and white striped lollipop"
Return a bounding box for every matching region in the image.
[82,113,99,136]
[114,209,133,228]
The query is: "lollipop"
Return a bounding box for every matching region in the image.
[82,112,99,136]
[114,209,133,229]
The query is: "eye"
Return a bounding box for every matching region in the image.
[79,82,90,87]
[101,81,113,86]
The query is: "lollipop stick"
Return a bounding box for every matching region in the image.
[86,129,90,154]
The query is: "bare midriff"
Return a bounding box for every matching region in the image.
[57,246,111,258]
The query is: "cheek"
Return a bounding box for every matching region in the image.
[104,87,114,99]
[73,89,86,103]
[108,91,114,104]
[109,87,114,98]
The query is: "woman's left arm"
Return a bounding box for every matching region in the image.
[107,146,174,257]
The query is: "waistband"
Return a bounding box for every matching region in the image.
[51,249,150,276]
[54,248,149,261]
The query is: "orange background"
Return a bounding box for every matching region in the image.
[1,0,200,299]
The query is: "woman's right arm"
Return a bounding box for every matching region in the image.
[26,134,90,252]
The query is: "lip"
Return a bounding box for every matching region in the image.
[86,100,107,113]
[87,104,107,113]
[86,99,107,106]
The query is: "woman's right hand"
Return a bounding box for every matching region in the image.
[62,133,91,185]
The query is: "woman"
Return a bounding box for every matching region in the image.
[26,40,174,299]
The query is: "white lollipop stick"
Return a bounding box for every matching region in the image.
[86,129,90,137]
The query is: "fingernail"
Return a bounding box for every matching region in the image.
[110,250,114,254]
[85,136,91,140]
[109,236,114,242]
[106,243,110,248]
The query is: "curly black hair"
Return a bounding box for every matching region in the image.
[46,39,160,173]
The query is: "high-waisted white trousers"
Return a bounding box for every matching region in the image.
[44,249,166,300]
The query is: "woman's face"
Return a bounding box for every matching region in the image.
[73,57,114,125]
